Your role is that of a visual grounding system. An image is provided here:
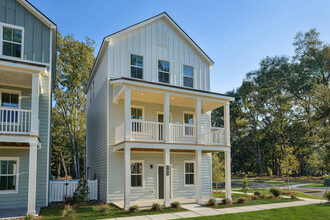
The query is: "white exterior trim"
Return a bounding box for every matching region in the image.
[0,88,22,109]
[184,160,195,187]
[0,157,20,194]
[130,160,144,189]
[0,22,25,60]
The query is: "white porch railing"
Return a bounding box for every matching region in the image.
[170,123,196,143]
[115,122,125,144]
[49,179,98,202]
[202,126,226,145]
[131,120,164,142]
[0,107,31,134]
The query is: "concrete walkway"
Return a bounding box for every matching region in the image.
[104,197,326,220]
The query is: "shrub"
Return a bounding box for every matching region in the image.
[170,201,181,209]
[129,205,139,212]
[267,194,275,199]
[282,191,291,195]
[291,193,298,199]
[269,188,281,197]
[151,203,163,211]
[64,196,75,205]
[222,198,232,205]
[98,204,110,215]
[324,191,330,201]
[259,194,267,199]
[242,177,249,195]
[62,205,76,219]
[237,197,248,203]
[208,198,217,207]
[24,214,36,220]
[249,195,259,200]
[73,179,89,203]
[254,191,261,196]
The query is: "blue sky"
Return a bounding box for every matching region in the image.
[31,0,330,93]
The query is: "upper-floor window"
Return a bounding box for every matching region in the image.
[0,158,19,192]
[183,65,193,88]
[158,60,169,84]
[131,54,143,79]
[1,26,23,58]
[183,112,194,136]
[131,106,143,132]
[1,92,19,108]
[0,90,20,123]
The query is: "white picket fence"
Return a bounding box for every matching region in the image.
[49,179,98,202]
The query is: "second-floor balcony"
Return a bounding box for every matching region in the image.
[112,78,234,146]
[0,107,32,134]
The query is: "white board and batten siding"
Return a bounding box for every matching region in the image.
[108,18,211,91]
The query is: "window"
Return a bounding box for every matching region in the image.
[183,65,193,88]
[130,54,143,79]
[131,106,143,132]
[1,93,19,108]
[131,161,143,187]
[0,90,20,123]
[0,159,18,192]
[184,112,194,135]
[158,60,169,84]
[2,26,23,58]
[184,162,194,185]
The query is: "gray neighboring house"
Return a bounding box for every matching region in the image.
[0,0,56,215]
[86,12,234,210]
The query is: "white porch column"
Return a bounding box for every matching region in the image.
[225,151,232,200]
[195,98,202,144]
[195,149,202,203]
[124,146,131,210]
[163,148,170,206]
[124,88,131,141]
[27,141,38,215]
[164,94,170,142]
[224,102,230,146]
[30,74,39,135]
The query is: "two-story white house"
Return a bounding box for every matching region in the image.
[86,12,233,210]
[0,0,56,216]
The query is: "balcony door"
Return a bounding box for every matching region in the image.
[157,112,171,141]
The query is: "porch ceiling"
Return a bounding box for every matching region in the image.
[0,68,32,88]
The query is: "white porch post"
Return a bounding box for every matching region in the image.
[163,148,170,206]
[31,74,39,134]
[124,146,131,210]
[27,141,38,215]
[195,98,202,144]
[164,94,170,142]
[224,102,230,146]
[225,151,232,200]
[124,88,131,141]
[195,149,202,203]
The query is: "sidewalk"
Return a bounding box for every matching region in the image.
[103,197,326,220]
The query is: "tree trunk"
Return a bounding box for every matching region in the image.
[59,147,68,178]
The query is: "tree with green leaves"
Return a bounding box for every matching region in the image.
[53,33,95,179]
[212,153,225,188]
[242,177,248,196]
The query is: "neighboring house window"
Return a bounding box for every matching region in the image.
[131,106,143,132]
[2,26,23,58]
[183,65,193,88]
[183,112,194,135]
[0,159,18,191]
[158,60,169,84]
[130,54,143,79]
[0,90,20,123]
[185,162,194,185]
[131,161,143,187]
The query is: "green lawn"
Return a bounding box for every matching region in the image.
[232,180,295,185]
[303,183,329,188]
[181,204,330,220]
[40,204,187,220]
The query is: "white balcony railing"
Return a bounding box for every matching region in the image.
[131,120,164,142]
[202,126,226,145]
[0,107,31,134]
[170,123,196,143]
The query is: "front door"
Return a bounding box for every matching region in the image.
[157,114,164,141]
[158,165,171,199]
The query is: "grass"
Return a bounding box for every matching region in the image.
[182,204,330,220]
[40,204,187,219]
[232,180,295,185]
[303,183,330,188]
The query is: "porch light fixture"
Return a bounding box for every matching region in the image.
[171,97,174,100]
[150,164,153,169]
[140,93,144,96]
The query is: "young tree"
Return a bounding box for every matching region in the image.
[212,153,225,189]
[242,177,248,196]
[53,33,95,178]
[280,146,299,191]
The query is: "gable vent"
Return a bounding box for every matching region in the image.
[158,29,169,48]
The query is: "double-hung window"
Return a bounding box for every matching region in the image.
[130,54,143,79]
[131,161,143,187]
[183,112,194,136]
[0,158,18,192]
[158,60,170,84]
[131,107,143,132]
[183,65,194,88]
[0,91,20,123]
[2,26,23,58]
[184,162,194,185]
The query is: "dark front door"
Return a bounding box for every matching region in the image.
[158,166,164,199]
[157,114,164,141]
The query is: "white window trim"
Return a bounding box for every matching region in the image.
[0,89,22,109]
[183,65,194,88]
[0,22,25,59]
[131,105,144,121]
[131,160,144,189]
[184,160,195,187]
[183,111,195,137]
[130,53,144,80]
[158,59,170,84]
[0,157,20,194]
